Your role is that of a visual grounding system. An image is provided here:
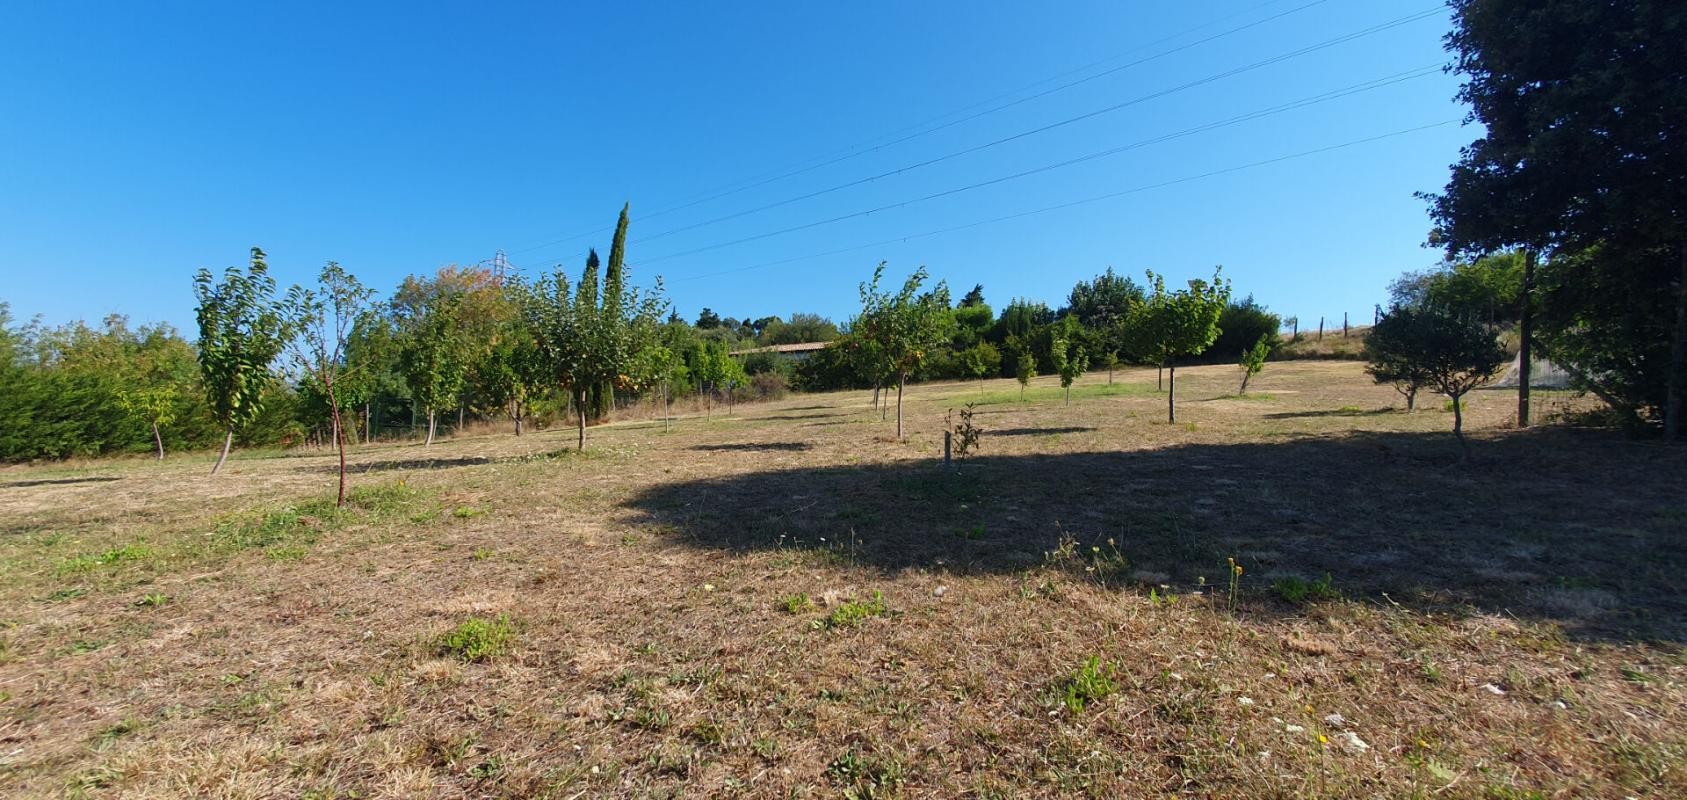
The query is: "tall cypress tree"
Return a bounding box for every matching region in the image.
[591,204,631,421]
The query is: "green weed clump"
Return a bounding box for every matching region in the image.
[813,591,888,630]
[436,615,515,662]
[1272,573,1341,603]
[778,593,813,613]
[1057,656,1119,714]
[56,543,152,575]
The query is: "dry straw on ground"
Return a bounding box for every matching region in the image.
[1,362,1682,798]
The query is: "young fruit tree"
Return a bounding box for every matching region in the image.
[855,263,952,439]
[523,243,664,450]
[397,290,469,445]
[117,386,178,461]
[1237,333,1272,394]
[1051,331,1088,406]
[469,280,539,436]
[1125,268,1230,423]
[284,262,374,506]
[1365,305,1506,455]
[1015,349,1036,401]
[193,247,291,474]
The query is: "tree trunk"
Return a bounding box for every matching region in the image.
[1107,366,1113,385]
[513,400,524,436]
[1667,244,1687,441]
[211,429,233,474]
[1406,387,1417,412]
[330,401,347,507]
[151,421,164,461]
[662,381,671,432]
[364,403,372,445]
[1064,385,1071,406]
[1518,249,1536,429]
[895,374,906,440]
[576,389,587,450]
[1452,393,1468,458]
[1157,365,1163,391]
[1239,371,1251,395]
[871,382,880,409]
[426,411,436,446]
[458,404,465,434]
[1167,366,1177,423]
[330,414,340,455]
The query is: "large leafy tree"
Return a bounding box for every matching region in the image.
[1366,305,1506,455]
[194,247,291,474]
[856,263,952,439]
[285,262,374,506]
[1124,268,1230,423]
[1424,0,1687,438]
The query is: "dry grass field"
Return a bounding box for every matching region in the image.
[1,361,1683,799]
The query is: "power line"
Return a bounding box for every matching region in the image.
[520,4,1449,266]
[625,65,1444,267]
[654,119,1459,283]
[496,0,1339,258]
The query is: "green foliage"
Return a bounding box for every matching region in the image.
[956,341,1002,385]
[1366,305,1506,450]
[758,312,839,345]
[1123,268,1230,421]
[1238,333,1271,393]
[1066,267,1145,333]
[0,305,213,460]
[1426,1,1687,437]
[522,224,666,447]
[192,248,291,464]
[1272,573,1341,603]
[1209,295,1281,366]
[778,593,813,613]
[856,263,952,437]
[1391,252,1524,326]
[949,402,982,458]
[1050,327,1088,405]
[1056,656,1119,714]
[812,591,888,630]
[397,287,469,441]
[1014,350,1036,400]
[1124,268,1231,367]
[436,615,515,662]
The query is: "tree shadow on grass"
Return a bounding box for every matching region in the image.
[690,442,813,452]
[294,448,579,475]
[622,428,1687,644]
[987,426,1099,437]
[1264,407,1398,419]
[1,476,121,489]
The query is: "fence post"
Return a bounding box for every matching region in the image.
[943,430,953,467]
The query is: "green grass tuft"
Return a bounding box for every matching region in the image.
[436,615,515,662]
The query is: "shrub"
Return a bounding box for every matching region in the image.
[1208,296,1281,365]
[436,615,514,662]
[749,370,788,401]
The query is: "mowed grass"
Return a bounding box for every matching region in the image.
[0,361,1683,798]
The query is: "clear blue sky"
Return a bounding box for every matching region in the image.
[1,0,1470,333]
